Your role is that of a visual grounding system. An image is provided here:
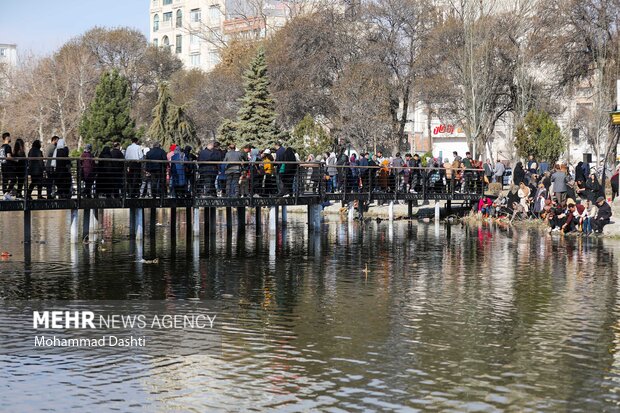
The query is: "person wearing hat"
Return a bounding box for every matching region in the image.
[80,143,95,198]
[591,196,612,234]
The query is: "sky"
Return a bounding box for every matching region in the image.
[0,0,150,57]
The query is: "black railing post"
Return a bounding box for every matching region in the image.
[294,164,299,204]
[160,163,165,207]
[368,168,373,203]
[249,162,255,207]
[319,163,325,199]
[76,158,81,204]
[23,159,29,209]
[122,160,127,206]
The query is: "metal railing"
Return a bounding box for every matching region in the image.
[0,157,488,202]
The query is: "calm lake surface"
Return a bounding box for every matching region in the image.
[1,209,620,412]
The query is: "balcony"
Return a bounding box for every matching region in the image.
[223,16,265,35]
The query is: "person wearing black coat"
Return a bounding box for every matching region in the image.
[145,143,167,197]
[53,139,72,198]
[183,145,197,195]
[109,143,125,197]
[278,147,298,196]
[198,141,223,196]
[584,173,601,203]
[513,162,525,186]
[27,140,44,199]
[575,161,586,184]
[97,146,114,197]
[592,196,612,233]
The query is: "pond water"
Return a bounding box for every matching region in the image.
[1,209,620,412]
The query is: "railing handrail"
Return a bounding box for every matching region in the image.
[6,156,485,172]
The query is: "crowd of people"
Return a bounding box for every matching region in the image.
[1,133,493,200]
[0,131,617,235]
[476,156,617,235]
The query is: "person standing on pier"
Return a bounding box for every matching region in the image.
[27,140,44,199]
[278,147,298,196]
[125,137,143,198]
[80,144,95,198]
[44,135,58,199]
[110,142,125,198]
[52,139,71,198]
[12,138,26,199]
[144,142,167,198]
[223,143,244,197]
[1,132,15,198]
[198,141,222,196]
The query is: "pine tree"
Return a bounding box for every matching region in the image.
[148,82,174,149]
[148,82,199,149]
[292,114,331,157]
[235,48,280,148]
[168,105,198,149]
[79,69,135,151]
[515,110,566,164]
[218,119,238,144]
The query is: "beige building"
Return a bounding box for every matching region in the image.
[149,0,292,72]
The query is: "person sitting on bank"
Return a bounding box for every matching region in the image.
[561,199,584,233]
[591,196,612,234]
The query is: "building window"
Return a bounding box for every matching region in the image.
[190,34,200,46]
[163,12,172,23]
[152,0,158,7]
[190,8,201,23]
[190,54,201,67]
[175,35,182,53]
[208,51,220,67]
[176,9,182,28]
[162,35,170,50]
[153,14,159,31]
[209,6,220,24]
[163,0,172,5]
[153,38,158,47]
[0,49,5,57]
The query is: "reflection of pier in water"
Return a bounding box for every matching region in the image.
[0,158,488,263]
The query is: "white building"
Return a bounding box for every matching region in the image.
[0,44,17,98]
[0,44,17,68]
[149,0,292,72]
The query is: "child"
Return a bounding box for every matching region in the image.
[582,199,597,235]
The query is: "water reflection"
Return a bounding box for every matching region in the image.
[0,211,620,411]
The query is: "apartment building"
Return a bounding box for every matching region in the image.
[149,0,290,72]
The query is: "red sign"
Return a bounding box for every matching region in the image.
[433,124,456,135]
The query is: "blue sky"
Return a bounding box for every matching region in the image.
[0,0,150,56]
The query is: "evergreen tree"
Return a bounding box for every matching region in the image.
[79,69,135,151]
[148,82,174,149]
[148,82,198,149]
[515,110,566,164]
[235,48,280,147]
[218,119,238,144]
[291,114,331,157]
[168,105,198,148]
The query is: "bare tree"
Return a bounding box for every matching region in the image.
[363,0,435,153]
[430,0,515,160]
[534,0,620,166]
